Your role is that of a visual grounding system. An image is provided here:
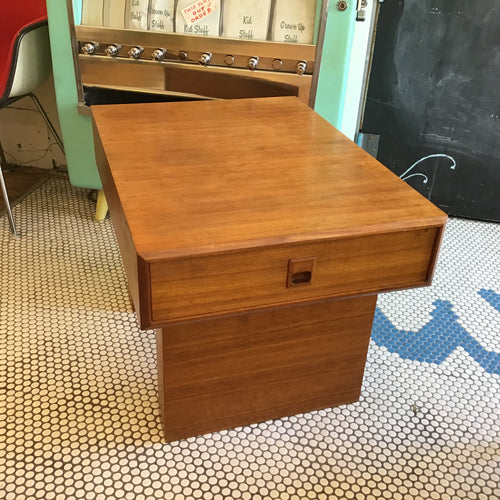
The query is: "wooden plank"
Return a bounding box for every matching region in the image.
[91,97,447,260]
[156,295,377,442]
[149,227,438,323]
[93,124,151,325]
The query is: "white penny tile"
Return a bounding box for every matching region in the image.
[0,178,499,499]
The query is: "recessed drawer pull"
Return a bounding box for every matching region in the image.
[287,256,315,288]
[291,271,312,286]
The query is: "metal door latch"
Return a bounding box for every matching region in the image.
[356,0,368,21]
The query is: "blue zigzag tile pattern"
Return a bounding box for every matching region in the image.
[372,289,500,376]
[479,288,500,313]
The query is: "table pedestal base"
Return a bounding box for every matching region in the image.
[156,295,378,442]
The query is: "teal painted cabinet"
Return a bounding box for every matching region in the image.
[46,1,356,192]
[46,0,101,190]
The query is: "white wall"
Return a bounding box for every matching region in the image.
[0,73,66,170]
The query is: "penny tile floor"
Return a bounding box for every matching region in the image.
[0,178,499,500]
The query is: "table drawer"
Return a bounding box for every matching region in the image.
[149,227,441,323]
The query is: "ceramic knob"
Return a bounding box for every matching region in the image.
[128,46,144,59]
[152,48,167,61]
[199,52,212,65]
[80,42,96,55]
[247,57,259,71]
[296,61,308,75]
[104,44,120,57]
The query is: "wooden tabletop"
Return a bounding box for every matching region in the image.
[91,97,446,260]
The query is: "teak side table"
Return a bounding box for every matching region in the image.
[91,97,447,442]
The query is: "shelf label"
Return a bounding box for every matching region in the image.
[150,0,175,31]
[126,0,149,30]
[222,0,272,41]
[271,0,316,44]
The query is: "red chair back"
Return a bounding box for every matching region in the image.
[0,0,47,103]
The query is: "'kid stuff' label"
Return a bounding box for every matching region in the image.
[222,0,272,41]
[126,0,149,30]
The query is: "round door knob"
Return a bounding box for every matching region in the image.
[247,56,259,71]
[296,60,308,75]
[104,44,121,57]
[178,50,188,61]
[128,46,144,59]
[152,48,167,61]
[199,52,212,65]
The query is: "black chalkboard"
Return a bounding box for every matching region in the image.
[362,0,500,221]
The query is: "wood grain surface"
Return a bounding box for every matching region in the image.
[91,97,447,260]
[91,97,447,440]
[156,295,377,442]
[150,227,440,323]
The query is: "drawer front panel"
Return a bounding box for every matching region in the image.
[150,227,440,323]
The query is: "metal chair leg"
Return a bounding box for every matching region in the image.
[0,140,17,236]
[29,93,65,154]
[0,94,63,237]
